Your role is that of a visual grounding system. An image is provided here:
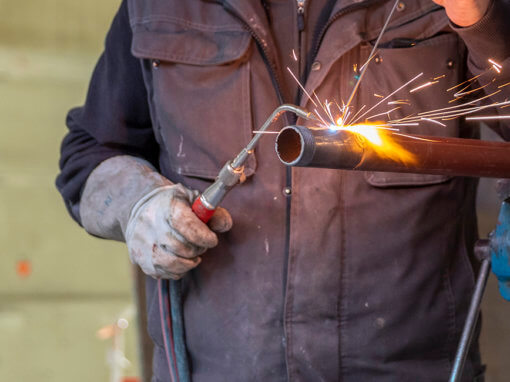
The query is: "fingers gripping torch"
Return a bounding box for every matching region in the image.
[191,104,315,222]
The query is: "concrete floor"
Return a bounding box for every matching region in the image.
[1,1,509,381]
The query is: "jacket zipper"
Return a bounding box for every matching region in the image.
[282,2,308,379]
[222,3,298,379]
[297,0,306,31]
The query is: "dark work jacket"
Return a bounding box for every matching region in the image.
[57,0,510,381]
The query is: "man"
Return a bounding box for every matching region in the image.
[57,0,510,380]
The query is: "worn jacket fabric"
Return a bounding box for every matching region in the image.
[57,0,510,380]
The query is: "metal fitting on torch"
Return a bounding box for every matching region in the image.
[275,125,510,179]
[193,161,244,222]
[192,105,315,223]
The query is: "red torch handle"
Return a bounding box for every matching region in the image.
[192,197,216,223]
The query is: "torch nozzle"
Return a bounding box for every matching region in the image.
[231,104,314,169]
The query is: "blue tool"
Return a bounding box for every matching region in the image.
[490,180,510,301]
[449,179,510,382]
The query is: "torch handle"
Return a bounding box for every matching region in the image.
[192,196,216,223]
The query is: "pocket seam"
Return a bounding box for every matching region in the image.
[364,171,452,187]
[130,14,246,33]
[132,30,251,65]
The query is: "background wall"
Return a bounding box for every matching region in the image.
[0,1,141,381]
[0,1,508,381]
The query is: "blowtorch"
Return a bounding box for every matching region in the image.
[161,104,315,381]
[191,104,315,222]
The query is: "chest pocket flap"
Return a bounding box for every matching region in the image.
[130,17,256,182]
[131,17,251,66]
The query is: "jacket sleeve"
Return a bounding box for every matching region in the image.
[453,0,510,140]
[56,0,158,223]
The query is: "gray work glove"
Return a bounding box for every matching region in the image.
[125,184,232,279]
[80,156,232,279]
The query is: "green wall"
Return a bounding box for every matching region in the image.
[0,1,141,380]
[0,1,119,52]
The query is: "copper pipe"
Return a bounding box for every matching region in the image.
[275,125,510,178]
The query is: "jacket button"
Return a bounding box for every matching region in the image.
[311,61,322,71]
[447,59,454,69]
[283,187,292,196]
[397,1,406,11]
[374,55,382,64]
[152,59,160,69]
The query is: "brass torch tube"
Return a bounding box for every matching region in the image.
[275,125,510,178]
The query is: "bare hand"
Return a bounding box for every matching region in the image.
[432,0,490,27]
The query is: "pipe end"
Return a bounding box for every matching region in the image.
[275,125,315,166]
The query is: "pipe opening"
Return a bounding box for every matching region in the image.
[276,127,302,164]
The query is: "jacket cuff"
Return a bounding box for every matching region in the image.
[452,0,510,70]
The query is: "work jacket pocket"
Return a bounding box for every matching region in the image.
[131,20,256,181]
[359,32,464,187]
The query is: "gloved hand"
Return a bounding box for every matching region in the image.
[79,156,232,279]
[125,184,232,279]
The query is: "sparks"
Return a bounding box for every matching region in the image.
[488,58,503,70]
[292,49,298,62]
[392,90,503,123]
[387,123,420,127]
[409,80,438,93]
[392,98,510,123]
[421,118,446,127]
[283,38,508,168]
[466,115,510,121]
[287,67,318,107]
[388,99,410,105]
[447,73,483,92]
[365,107,401,121]
[344,0,401,111]
[351,72,424,125]
[453,78,496,99]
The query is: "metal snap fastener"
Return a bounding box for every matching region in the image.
[152,59,160,69]
[397,1,406,11]
[447,59,454,69]
[283,187,292,196]
[311,61,322,71]
[374,55,382,64]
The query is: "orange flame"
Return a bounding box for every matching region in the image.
[333,120,417,165]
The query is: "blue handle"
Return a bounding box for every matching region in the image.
[490,201,510,301]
